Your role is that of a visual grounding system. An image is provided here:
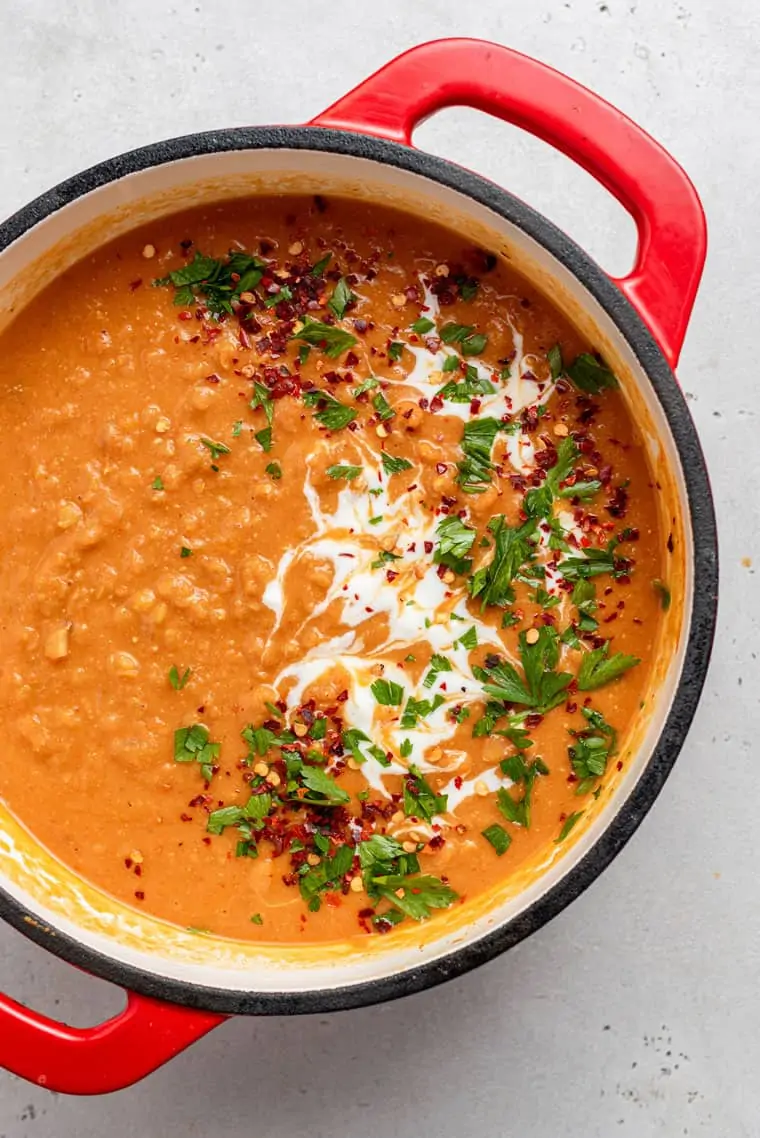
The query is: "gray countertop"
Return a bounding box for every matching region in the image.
[0,0,756,1133]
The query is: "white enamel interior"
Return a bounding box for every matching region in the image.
[0,146,693,997]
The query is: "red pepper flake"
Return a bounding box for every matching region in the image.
[180,813,193,822]
[129,278,143,291]
[178,310,193,321]
[336,690,349,703]
[435,462,447,475]
[386,570,399,583]
[454,775,463,790]
[429,394,444,414]
[134,891,145,901]
[205,372,221,384]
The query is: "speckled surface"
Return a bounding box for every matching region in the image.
[0,0,755,1133]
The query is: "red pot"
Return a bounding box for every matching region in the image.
[0,39,716,1094]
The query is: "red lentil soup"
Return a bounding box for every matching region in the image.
[0,195,664,943]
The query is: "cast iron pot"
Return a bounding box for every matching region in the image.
[0,39,717,1094]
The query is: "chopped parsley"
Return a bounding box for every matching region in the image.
[652,578,671,610]
[423,653,452,689]
[151,475,165,491]
[168,665,191,691]
[469,515,535,609]
[434,515,476,575]
[566,353,618,394]
[455,626,478,651]
[456,417,504,493]
[327,464,363,480]
[411,317,435,334]
[577,643,640,691]
[403,765,447,821]
[569,707,617,795]
[154,249,265,315]
[265,462,282,480]
[327,277,356,320]
[370,678,404,706]
[475,627,572,713]
[556,811,584,843]
[400,694,445,729]
[482,823,512,856]
[359,834,457,924]
[250,382,275,452]
[304,389,358,431]
[439,322,488,356]
[173,724,219,781]
[381,452,413,475]
[250,913,264,926]
[293,317,358,358]
[387,341,404,362]
[372,391,395,421]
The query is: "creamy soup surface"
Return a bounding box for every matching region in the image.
[0,196,665,942]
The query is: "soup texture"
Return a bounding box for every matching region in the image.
[0,196,665,943]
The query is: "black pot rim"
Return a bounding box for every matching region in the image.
[0,125,718,1017]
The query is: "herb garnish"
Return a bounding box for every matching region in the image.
[381,452,413,475]
[482,823,512,855]
[174,724,219,781]
[250,382,275,452]
[434,515,476,575]
[303,389,358,431]
[469,516,535,609]
[154,250,266,315]
[440,322,488,356]
[169,665,192,690]
[327,464,363,481]
[327,278,356,320]
[475,627,572,713]
[370,678,405,706]
[403,765,447,821]
[569,707,617,795]
[456,417,504,493]
[577,643,640,690]
[293,318,358,358]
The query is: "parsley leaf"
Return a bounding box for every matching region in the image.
[306,390,358,432]
[439,323,488,356]
[547,343,563,380]
[577,643,640,691]
[423,653,452,689]
[476,627,572,713]
[372,392,395,421]
[456,417,503,493]
[293,318,358,358]
[327,464,362,480]
[566,353,618,393]
[400,694,445,729]
[200,437,231,462]
[327,277,356,320]
[299,765,350,805]
[469,515,535,609]
[388,341,404,362]
[411,317,435,334]
[455,626,478,651]
[434,515,476,575]
[557,541,624,582]
[381,452,413,475]
[370,678,404,706]
[482,823,512,856]
[403,765,447,821]
[151,476,165,491]
[556,811,584,842]
[168,665,191,690]
[299,843,355,911]
[174,724,220,781]
[370,874,458,921]
[265,461,282,480]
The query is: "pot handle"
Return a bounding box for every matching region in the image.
[311,37,706,368]
[0,988,225,1094]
